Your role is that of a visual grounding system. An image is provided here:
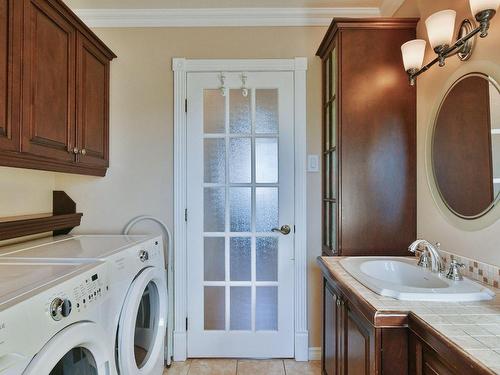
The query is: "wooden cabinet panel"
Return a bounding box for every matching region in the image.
[21,0,76,161]
[344,303,375,375]
[0,0,21,151]
[323,282,337,375]
[317,19,417,256]
[76,33,109,168]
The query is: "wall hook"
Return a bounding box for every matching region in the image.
[241,73,248,97]
[219,73,227,97]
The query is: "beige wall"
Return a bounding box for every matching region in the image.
[395,1,500,265]
[0,26,326,347]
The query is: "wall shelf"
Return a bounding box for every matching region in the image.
[0,191,83,241]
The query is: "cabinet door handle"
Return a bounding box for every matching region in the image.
[80,149,86,155]
[336,298,341,307]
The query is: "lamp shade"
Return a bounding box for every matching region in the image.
[470,0,500,15]
[401,39,426,71]
[425,10,457,49]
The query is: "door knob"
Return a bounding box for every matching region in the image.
[272,225,291,235]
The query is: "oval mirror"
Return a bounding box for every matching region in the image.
[432,73,500,219]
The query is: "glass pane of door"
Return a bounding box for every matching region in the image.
[202,87,280,332]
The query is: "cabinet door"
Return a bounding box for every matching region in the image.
[409,333,458,375]
[0,0,21,151]
[21,0,76,162]
[323,281,346,375]
[344,303,376,375]
[323,282,338,375]
[76,32,109,168]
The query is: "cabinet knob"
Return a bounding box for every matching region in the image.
[72,147,79,154]
[336,299,341,307]
[80,149,86,155]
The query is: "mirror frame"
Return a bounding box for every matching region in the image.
[431,72,500,220]
[427,67,500,231]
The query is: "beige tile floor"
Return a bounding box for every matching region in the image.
[164,359,321,375]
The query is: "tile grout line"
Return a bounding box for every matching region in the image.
[282,359,287,375]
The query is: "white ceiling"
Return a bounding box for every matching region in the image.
[64,0,383,9]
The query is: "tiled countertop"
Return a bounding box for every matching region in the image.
[321,256,500,374]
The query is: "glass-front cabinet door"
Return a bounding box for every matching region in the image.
[323,44,338,255]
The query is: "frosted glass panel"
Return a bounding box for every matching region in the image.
[229,138,251,183]
[230,237,251,281]
[256,89,278,134]
[204,89,225,133]
[256,188,278,232]
[204,139,225,183]
[204,286,225,330]
[204,187,225,232]
[204,238,225,281]
[256,287,278,331]
[256,138,278,183]
[230,188,251,232]
[256,237,278,281]
[230,89,251,134]
[230,287,251,330]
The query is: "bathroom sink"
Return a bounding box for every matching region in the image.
[339,257,494,302]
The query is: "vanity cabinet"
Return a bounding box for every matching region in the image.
[316,18,418,256]
[0,0,116,176]
[322,278,388,375]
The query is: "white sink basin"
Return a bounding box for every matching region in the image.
[339,257,494,302]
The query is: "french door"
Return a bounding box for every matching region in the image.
[186,71,295,357]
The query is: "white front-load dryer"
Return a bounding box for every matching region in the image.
[0,260,114,375]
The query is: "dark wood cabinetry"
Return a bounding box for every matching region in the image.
[0,0,115,176]
[316,18,418,256]
[319,258,495,375]
[0,0,22,152]
[322,276,394,375]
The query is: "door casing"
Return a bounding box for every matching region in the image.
[172,58,308,361]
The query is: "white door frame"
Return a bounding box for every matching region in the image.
[172,58,308,361]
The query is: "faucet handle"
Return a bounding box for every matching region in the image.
[445,259,465,281]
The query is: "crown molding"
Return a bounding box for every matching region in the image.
[73,7,381,28]
[379,0,406,16]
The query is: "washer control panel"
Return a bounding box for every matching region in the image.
[46,264,109,321]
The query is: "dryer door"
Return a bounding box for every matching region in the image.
[117,266,167,374]
[23,322,112,375]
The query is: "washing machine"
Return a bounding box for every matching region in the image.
[0,259,113,375]
[0,234,168,375]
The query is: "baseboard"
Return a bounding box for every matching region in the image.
[173,331,187,361]
[309,347,321,361]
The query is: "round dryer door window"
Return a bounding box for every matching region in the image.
[134,281,160,367]
[23,322,112,375]
[118,267,167,374]
[49,347,98,375]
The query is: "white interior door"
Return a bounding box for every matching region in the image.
[186,71,295,358]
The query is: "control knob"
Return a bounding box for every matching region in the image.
[139,249,149,262]
[50,298,72,321]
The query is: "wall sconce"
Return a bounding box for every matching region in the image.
[401,0,499,86]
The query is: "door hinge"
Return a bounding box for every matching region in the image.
[185,99,188,113]
[184,209,188,222]
[186,317,188,330]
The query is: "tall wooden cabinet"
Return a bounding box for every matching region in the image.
[317,18,418,256]
[0,0,116,176]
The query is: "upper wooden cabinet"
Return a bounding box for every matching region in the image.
[0,0,22,152]
[0,0,116,176]
[317,18,418,256]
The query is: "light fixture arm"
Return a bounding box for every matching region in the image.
[407,10,496,86]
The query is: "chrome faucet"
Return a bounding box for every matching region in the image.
[408,239,444,274]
